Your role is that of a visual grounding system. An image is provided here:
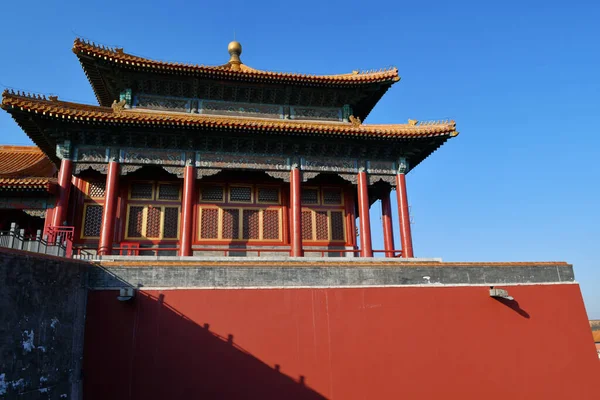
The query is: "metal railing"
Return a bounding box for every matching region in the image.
[0,223,71,257]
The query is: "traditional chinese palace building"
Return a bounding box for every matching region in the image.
[1,40,598,400]
[1,39,458,258]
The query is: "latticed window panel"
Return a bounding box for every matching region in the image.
[315,211,329,241]
[130,183,154,199]
[230,186,252,203]
[83,205,103,237]
[88,181,106,198]
[127,206,144,238]
[158,184,181,201]
[302,210,313,240]
[263,209,280,240]
[222,208,240,239]
[323,188,342,205]
[302,188,319,205]
[330,211,345,241]
[200,208,219,239]
[146,206,162,238]
[242,209,259,239]
[201,185,224,202]
[163,207,179,239]
[258,187,279,204]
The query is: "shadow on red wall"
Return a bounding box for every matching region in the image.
[83,290,326,400]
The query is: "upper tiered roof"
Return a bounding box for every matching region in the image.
[73,38,399,86]
[73,39,400,120]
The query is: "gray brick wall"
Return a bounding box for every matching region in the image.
[0,249,87,400]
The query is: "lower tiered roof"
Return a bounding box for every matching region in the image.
[0,145,57,192]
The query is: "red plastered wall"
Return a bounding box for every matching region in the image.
[83,284,600,399]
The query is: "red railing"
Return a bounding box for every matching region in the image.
[46,226,75,257]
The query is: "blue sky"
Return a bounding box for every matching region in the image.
[1,0,599,316]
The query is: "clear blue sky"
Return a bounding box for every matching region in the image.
[1,1,599,316]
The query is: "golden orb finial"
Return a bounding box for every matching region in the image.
[227,41,242,71]
[228,41,242,56]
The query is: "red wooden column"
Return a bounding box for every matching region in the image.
[396,159,414,258]
[357,170,373,257]
[98,162,119,255]
[289,166,303,257]
[51,158,74,227]
[381,189,395,257]
[179,165,196,256]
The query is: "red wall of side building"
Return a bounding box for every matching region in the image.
[83,284,600,399]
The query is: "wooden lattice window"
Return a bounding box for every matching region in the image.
[198,207,282,242]
[163,207,180,238]
[125,205,180,240]
[222,209,240,239]
[130,182,154,200]
[322,188,343,205]
[263,209,280,240]
[87,181,106,199]
[242,209,260,239]
[199,208,219,239]
[230,186,253,203]
[302,188,319,205]
[302,210,313,240]
[301,209,346,243]
[157,183,181,201]
[330,211,345,241]
[81,204,103,238]
[257,187,280,204]
[315,211,329,240]
[200,185,224,202]
[127,206,145,238]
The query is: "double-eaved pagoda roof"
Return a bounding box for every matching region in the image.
[1,39,458,170]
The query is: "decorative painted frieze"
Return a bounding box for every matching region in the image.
[301,157,358,173]
[120,165,144,175]
[74,163,109,175]
[136,94,190,113]
[56,140,72,160]
[129,93,343,122]
[368,175,397,186]
[23,209,47,218]
[162,166,185,178]
[397,157,409,174]
[197,153,290,171]
[290,106,341,121]
[120,89,132,108]
[120,149,186,165]
[0,197,51,210]
[366,160,397,175]
[74,147,109,163]
[201,101,282,119]
[196,168,221,179]
[265,171,290,182]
